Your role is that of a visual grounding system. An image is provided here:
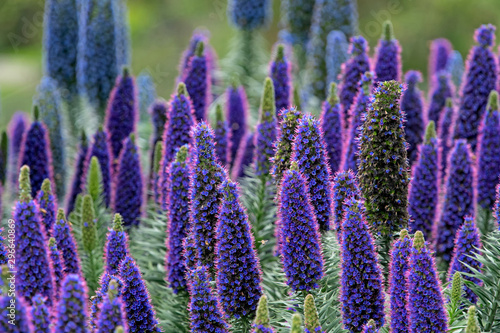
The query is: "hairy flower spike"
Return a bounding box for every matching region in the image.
[88,127,113,207]
[86,156,103,206]
[389,230,411,333]
[216,180,263,318]
[434,140,474,266]
[465,306,480,333]
[54,274,89,332]
[96,278,127,333]
[321,83,343,173]
[429,38,452,81]
[104,214,130,276]
[66,131,88,214]
[332,170,361,237]
[228,0,271,30]
[226,84,248,168]
[31,294,50,332]
[49,237,64,300]
[255,77,277,176]
[374,21,401,83]
[270,44,291,118]
[90,273,124,330]
[54,208,82,275]
[36,178,56,237]
[292,115,333,232]
[214,104,230,165]
[454,24,498,151]
[252,295,274,333]
[358,81,410,237]
[450,271,463,306]
[304,294,323,333]
[81,194,97,253]
[427,71,454,126]
[291,313,303,333]
[408,121,439,240]
[401,70,425,164]
[278,166,324,291]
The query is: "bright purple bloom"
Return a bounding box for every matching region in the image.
[88,127,113,207]
[454,24,498,151]
[401,70,425,164]
[48,237,64,301]
[8,112,28,187]
[226,84,248,168]
[31,294,50,332]
[438,98,455,182]
[321,83,343,173]
[374,21,401,83]
[434,140,474,265]
[476,91,500,210]
[166,146,191,294]
[340,199,385,332]
[341,72,372,172]
[183,232,198,272]
[429,38,452,81]
[254,78,277,177]
[96,279,127,333]
[114,135,143,227]
[408,231,448,333]
[104,214,130,276]
[54,274,89,333]
[278,163,324,291]
[332,170,360,237]
[232,132,255,179]
[427,71,454,126]
[188,265,230,333]
[292,115,333,232]
[270,44,291,119]
[0,295,33,333]
[214,105,230,165]
[120,256,160,332]
[90,273,124,330]
[339,36,370,127]
[389,230,411,333]
[215,180,263,318]
[66,131,88,214]
[105,68,138,162]
[408,122,439,240]
[0,227,6,265]
[54,208,82,275]
[36,179,57,237]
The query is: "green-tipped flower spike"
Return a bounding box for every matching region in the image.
[465,306,481,333]
[413,231,425,251]
[328,82,339,106]
[177,81,189,97]
[383,20,394,41]
[255,77,277,176]
[253,295,273,332]
[424,121,437,145]
[81,194,97,253]
[113,213,124,232]
[276,44,285,61]
[487,90,498,111]
[153,142,163,175]
[290,161,299,172]
[107,279,119,301]
[450,271,463,306]
[260,77,276,122]
[195,40,204,57]
[87,156,103,205]
[114,326,124,333]
[293,84,302,110]
[400,229,409,239]
[304,294,321,333]
[176,145,188,163]
[68,193,83,226]
[19,165,32,203]
[291,313,304,333]
[446,98,453,108]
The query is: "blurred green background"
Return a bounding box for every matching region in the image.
[0,0,499,129]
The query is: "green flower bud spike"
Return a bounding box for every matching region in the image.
[291,313,304,333]
[450,271,463,308]
[176,145,188,164]
[304,294,321,332]
[465,306,481,333]
[87,156,103,204]
[19,165,32,203]
[487,90,498,111]
[260,77,276,122]
[383,20,394,41]
[413,231,425,252]
[177,81,189,97]
[113,213,124,232]
[153,141,163,175]
[114,326,124,333]
[424,121,437,145]
[107,279,119,301]
[327,82,339,106]
[81,194,97,252]
[195,40,204,57]
[253,295,273,332]
[293,84,302,110]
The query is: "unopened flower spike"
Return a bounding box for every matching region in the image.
[252,295,274,333]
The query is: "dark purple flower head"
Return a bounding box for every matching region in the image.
[182,41,211,122]
[476,90,500,210]
[408,122,439,240]
[254,77,277,176]
[402,70,425,164]
[214,104,230,165]
[340,198,385,332]
[454,24,498,151]
[31,294,50,332]
[105,214,130,276]
[271,107,303,184]
[114,134,143,227]
[389,230,411,333]
[150,99,168,153]
[36,178,56,237]
[374,21,401,83]
[66,131,88,214]
[90,273,124,330]
[342,71,373,172]
[13,166,55,306]
[179,31,209,75]
[434,139,474,265]
[495,183,500,225]
[438,98,456,181]
[292,115,333,232]
[340,36,370,126]
[232,132,255,180]
[105,68,138,161]
[216,180,262,318]
[88,127,113,207]
[54,274,89,333]
[166,145,191,293]
[48,237,64,301]
[226,83,248,168]
[188,265,230,333]
[120,256,160,332]
[8,111,28,186]
[408,231,448,333]
[448,217,482,303]
[0,294,33,333]
[429,38,452,81]
[278,162,324,291]
[362,319,378,333]
[0,227,6,265]
[332,170,361,237]
[190,122,225,271]
[228,0,271,31]
[96,278,127,333]
[54,208,82,275]
[270,44,291,119]
[321,83,343,173]
[20,106,53,198]
[427,71,454,125]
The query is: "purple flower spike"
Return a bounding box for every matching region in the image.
[214,104,230,165]
[88,127,113,207]
[321,83,343,173]
[216,180,263,318]
[148,99,168,184]
[188,265,230,333]
[389,230,411,333]
[114,135,143,227]
[434,140,474,266]
[340,36,370,127]
[166,146,191,294]
[476,90,500,210]
[8,112,29,187]
[0,294,33,333]
[340,199,385,332]
[90,273,124,330]
[54,208,82,275]
[278,162,324,291]
[36,178,57,237]
[332,170,361,238]
[226,83,248,168]
[292,115,333,232]
[427,71,454,126]
[54,274,89,333]
[232,132,255,180]
[48,237,64,301]
[429,38,452,81]
[408,122,439,240]
[454,24,498,151]
[104,214,130,276]
[66,131,88,214]
[438,98,455,182]
[408,231,448,333]
[448,217,482,303]
[96,278,127,333]
[120,256,160,332]
[270,44,291,119]
[401,70,425,164]
[31,294,50,332]
[182,41,211,122]
[374,21,401,83]
[254,78,277,177]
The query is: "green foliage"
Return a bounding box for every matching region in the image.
[445,272,467,331]
[81,195,97,253]
[476,207,496,242]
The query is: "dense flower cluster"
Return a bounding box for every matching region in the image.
[36,178,56,237]
[438,98,455,181]
[48,237,64,300]
[8,112,28,187]
[96,279,127,333]
[255,78,277,176]
[428,38,452,81]
[332,170,361,237]
[0,295,33,332]
[270,44,291,118]
[226,84,248,168]
[90,273,124,330]
[54,274,89,333]
[427,71,454,125]
[214,104,230,165]
[54,208,82,275]
[374,21,401,83]
[401,70,425,164]
[31,294,50,332]
[321,83,343,173]
[105,214,130,276]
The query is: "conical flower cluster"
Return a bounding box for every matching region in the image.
[401,70,425,164]
[36,178,56,237]
[31,294,50,332]
[332,170,360,237]
[96,278,127,333]
[214,104,230,165]
[321,83,343,173]
[373,21,401,83]
[438,98,455,180]
[54,274,89,333]
[254,78,277,176]
[427,71,453,125]
[104,214,130,276]
[304,294,324,333]
[389,230,411,333]
[428,38,452,80]
[252,295,274,333]
[54,208,82,275]
[270,44,291,117]
[226,84,248,167]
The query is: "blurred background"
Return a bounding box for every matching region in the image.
[0,0,499,129]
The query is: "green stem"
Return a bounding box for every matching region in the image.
[88,249,97,295]
[485,280,500,332]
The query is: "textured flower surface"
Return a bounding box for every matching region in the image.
[66,132,88,214]
[214,105,230,165]
[389,230,411,333]
[340,199,385,332]
[0,295,33,333]
[88,127,113,207]
[438,98,455,181]
[254,78,277,177]
[270,44,291,118]
[36,178,56,237]
[429,38,452,80]
[321,83,343,173]
[215,180,262,318]
[182,41,210,122]
[105,214,130,276]
[54,208,82,275]
[226,84,248,167]
[292,115,333,232]
[332,170,361,237]
[97,279,127,333]
[278,163,324,291]
[228,0,271,30]
[90,273,124,330]
[54,274,89,333]
[48,237,64,300]
[251,295,274,333]
[427,71,453,125]
[401,70,425,164]
[304,294,324,333]
[31,294,50,332]
[374,21,401,83]
[408,231,448,333]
